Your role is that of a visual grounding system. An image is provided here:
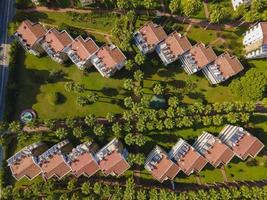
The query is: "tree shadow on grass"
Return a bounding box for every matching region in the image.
[101,87,119,96]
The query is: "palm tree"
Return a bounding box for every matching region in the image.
[67,179,77,191]
[73,83,85,93]
[164,118,174,129]
[85,114,96,127]
[134,70,144,82]
[134,53,145,66]
[124,133,135,145]
[112,122,122,137]
[123,177,135,200]
[8,121,21,133]
[125,59,134,71]
[81,182,91,195]
[93,182,102,195]
[93,124,105,136]
[106,112,115,123]
[153,83,164,95]
[123,110,134,121]
[64,81,75,92]
[123,79,134,91]
[55,128,68,139]
[87,92,99,103]
[168,96,179,108]
[166,107,175,118]
[124,97,134,108]
[73,126,84,139]
[137,190,147,200]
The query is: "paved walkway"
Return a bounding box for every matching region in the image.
[220,166,228,182]
[21,6,251,31]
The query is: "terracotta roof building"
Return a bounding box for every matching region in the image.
[14,20,46,56]
[145,146,180,183]
[95,138,130,176]
[134,22,167,54]
[68,142,100,177]
[7,142,46,180]
[193,132,235,167]
[180,43,217,74]
[42,28,73,63]
[202,53,244,84]
[67,36,99,70]
[243,22,267,59]
[219,125,265,160]
[169,139,207,175]
[90,45,126,77]
[38,140,72,179]
[156,31,192,66]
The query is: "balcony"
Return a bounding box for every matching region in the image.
[91,56,116,77]
[134,32,151,54]
[202,64,224,84]
[67,50,86,69]
[42,42,63,63]
[156,43,176,65]
[180,53,199,74]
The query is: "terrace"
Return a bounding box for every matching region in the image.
[42,28,73,63]
[95,138,130,176]
[14,20,46,56]
[38,140,72,179]
[169,139,207,175]
[219,125,265,160]
[202,53,244,85]
[193,132,235,167]
[180,43,217,75]
[145,146,180,183]
[90,45,126,77]
[67,36,99,70]
[134,22,167,54]
[68,142,100,177]
[156,31,192,66]
[7,142,45,180]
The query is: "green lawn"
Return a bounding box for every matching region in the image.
[14,52,129,119]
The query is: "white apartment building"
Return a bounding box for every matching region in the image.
[231,0,251,10]
[243,22,267,59]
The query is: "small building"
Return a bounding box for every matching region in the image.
[218,125,265,160]
[90,45,126,77]
[169,139,207,175]
[68,142,100,178]
[180,43,217,75]
[38,140,72,179]
[134,22,167,54]
[156,31,192,66]
[193,132,235,167]
[231,0,251,10]
[145,146,180,183]
[80,0,95,6]
[67,36,99,70]
[14,20,46,56]
[42,28,73,63]
[7,142,46,180]
[202,53,244,84]
[95,138,130,176]
[243,22,267,59]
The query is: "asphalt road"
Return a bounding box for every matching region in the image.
[0,0,15,120]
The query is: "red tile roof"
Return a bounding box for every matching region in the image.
[10,156,41,180]
[162,31,192,57]
[232,134,264,160]
[44,28,73,53]
[95,45,126,69]
[70,36,99,61]
[39,154,71,179]
[98,150,130,176]
[16,20,46,47]
[70,153,100,177]
[214,53,243,78]
[139,22,167,48]
[176,147,207,175]
[150,155,180,183]
[203,140,234,167]
[190,43,217,69]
